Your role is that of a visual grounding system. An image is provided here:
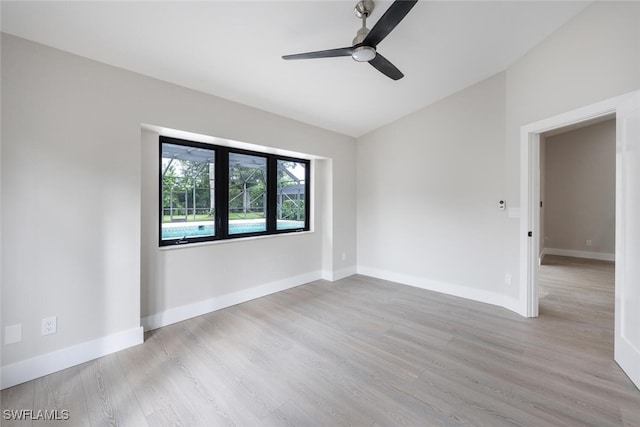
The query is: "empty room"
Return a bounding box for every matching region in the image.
[1,1,639,425]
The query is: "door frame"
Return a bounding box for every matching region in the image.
[519,92,629,315]
[519,90,640,388]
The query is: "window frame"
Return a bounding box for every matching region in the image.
[159,136,310,246]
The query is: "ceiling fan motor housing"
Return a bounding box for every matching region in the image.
[352,26,370,46]
[352,1,376,62]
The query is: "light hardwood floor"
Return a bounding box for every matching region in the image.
[2,255,639,426]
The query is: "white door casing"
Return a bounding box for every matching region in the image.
[519,90,640,389]
[616,92,640,388]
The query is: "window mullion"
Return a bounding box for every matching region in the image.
[305,159,311,231]
[267,156,277,233]
[217,148,229,238]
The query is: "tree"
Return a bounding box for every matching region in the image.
[162,157,213,221]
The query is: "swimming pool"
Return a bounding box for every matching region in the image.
[161,220,303,239]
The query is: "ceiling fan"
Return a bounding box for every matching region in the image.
[282,0,418,81]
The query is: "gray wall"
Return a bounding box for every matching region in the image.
[543,120,616,258]
[540,134,547,258]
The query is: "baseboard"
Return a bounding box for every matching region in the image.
[142,271,323,331]
[334,265,357,281]
[1,326,143,390]
[323,265,357,282]
[543,247,615,262]
[357,266,519,315]
[502,296,524,316]
[615,335,640,390]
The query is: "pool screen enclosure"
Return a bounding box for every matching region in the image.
[160,136,310,246]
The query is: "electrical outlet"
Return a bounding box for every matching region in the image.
[41,316,57,336]
[505,273,512,286]
[586,240,592,247]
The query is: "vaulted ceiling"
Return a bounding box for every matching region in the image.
[1,1,590,137]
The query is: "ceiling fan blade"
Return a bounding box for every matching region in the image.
[282,47,353,60]
[363,0,418,48]
[369,53,404,80]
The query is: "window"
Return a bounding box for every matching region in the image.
[229,152,267,235]
[277,159,307,231]
[160,136,310,246]
[161,142,216,242]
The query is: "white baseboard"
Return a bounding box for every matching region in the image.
[142,271,323,331]
[357,266,520,315]
[502,296,524,316]
[1,326,143,390]
[1,270,333,390]
[542,247,615,262]
[323,265,357,282]
[616,335,640,390]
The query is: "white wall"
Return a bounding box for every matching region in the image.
[2,0,639,387]
[1,34,356,383]
[357,1,640,310]
[504,1,640,299]
[140,132,341,327]
[357,73,511,307]
[544,119,616,259]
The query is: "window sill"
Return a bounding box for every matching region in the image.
[158,229,314,251]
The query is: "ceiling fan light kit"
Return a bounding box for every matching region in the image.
[282,0,418,80]
[352,46,376,62]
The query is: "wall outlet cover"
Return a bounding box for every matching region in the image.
[41,316,57,336]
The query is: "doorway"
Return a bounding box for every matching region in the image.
[518,90,640,389]
[538,119,616,339]
[539,255,615,354]
[540,118,616,263]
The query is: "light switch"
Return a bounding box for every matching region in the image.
[5,324,22,345]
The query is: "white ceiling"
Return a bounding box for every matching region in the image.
[1,1,591,137]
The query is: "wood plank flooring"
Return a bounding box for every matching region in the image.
[2,255,639,426]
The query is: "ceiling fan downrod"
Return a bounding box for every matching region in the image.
[281,0,418,81]
[352,0,376,62]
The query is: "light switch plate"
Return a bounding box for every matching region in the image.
[5,324,22,344]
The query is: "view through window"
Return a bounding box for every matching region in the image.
[160,137,309,245]
[161,142,216,242]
